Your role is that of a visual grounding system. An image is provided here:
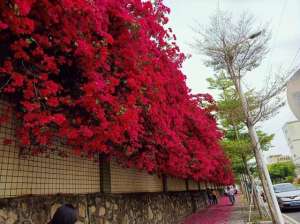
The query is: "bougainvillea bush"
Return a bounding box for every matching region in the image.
[0,0,233,184]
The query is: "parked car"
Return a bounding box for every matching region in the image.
[274,183,300,211]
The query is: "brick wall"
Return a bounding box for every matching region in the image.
[188,180,199,190]
[110,160,163,193]
[0,99,210,199]
[167,177,186,191]
[199,182,207,190]
[0,100,100,198]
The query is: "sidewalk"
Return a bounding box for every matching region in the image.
[183,195,247,224]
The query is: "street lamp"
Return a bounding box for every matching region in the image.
[248,30,264,40]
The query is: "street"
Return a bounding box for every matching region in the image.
[284,210,300,223]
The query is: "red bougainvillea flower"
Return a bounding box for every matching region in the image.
[0,0,233,184]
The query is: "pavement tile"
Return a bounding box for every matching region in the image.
[182,195,246,224]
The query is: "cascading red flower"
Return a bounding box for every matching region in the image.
[0,0,233,184]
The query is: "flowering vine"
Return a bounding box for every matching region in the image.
[0,0,233,184]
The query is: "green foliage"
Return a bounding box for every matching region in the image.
[268,161,296,184]
[207,72,244,130]
[286,176,295,183]
[221,139,248,173]
[207,72,274,175]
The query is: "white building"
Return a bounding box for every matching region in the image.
[267,154,291,164]
[283,121,300,176]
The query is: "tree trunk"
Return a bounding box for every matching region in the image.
[237,81,284,224]
[224,63,283,223]
[232,117,263,218]
[242,156,263,218]
[241,173,250,203]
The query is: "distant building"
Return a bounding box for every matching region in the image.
[283,121,300,176]
[267,154,291,164]
[287,69,300,120]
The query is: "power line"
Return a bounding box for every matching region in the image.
[267,0,288,71]
[273,0,288,47]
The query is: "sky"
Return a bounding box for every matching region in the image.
[163,0,300,158]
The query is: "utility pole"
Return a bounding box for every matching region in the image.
[227,63,284,223]
[217,29,284,222]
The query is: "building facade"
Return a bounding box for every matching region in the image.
[267,154,291,164]
[283,121,300,176]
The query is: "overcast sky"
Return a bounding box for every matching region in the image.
[164,0,300,157]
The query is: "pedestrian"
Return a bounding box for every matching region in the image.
[225,186,236,205]
[212,189,218,204]
[233,184,238,194]
[206,189,214,205]
[49,204,78,224]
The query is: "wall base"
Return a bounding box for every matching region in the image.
[0,191,208,224]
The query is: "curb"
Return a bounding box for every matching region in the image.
[283,214,300,224]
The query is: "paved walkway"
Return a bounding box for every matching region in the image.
[183,195,247,224]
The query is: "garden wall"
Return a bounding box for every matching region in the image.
[110,161,163,193]
[0,99,216,223]
[0,100,100,198]
[0,191,208,224]
[0,99,168,198]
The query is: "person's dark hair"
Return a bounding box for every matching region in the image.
[50,204,77,224]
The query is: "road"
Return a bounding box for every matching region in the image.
[284,210,300,223]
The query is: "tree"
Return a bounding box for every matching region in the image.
[0,1,233,184]
[268,161,296,184]
[207,72,274,173]
[208,72,273,217]
[194,11,288,223]
[222,131,273,173]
